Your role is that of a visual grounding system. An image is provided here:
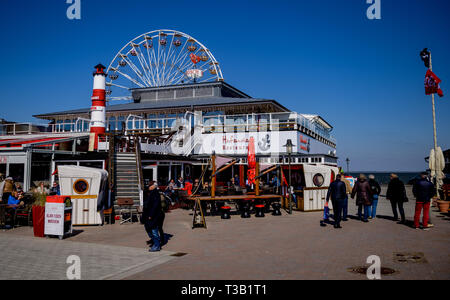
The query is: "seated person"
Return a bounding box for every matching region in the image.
[165,179,178,204]
[228,177,235,188]
[234,175,240,187]
[182,180,193,196]
[176,177,184,189]
[49,181,61,196]
[8,191,25,209]
[200,182,211,195]
[192,179,201,194]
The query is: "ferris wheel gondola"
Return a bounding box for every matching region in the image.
[105,29,224,103]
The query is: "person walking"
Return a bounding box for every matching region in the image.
[386,173,408,224]
[326,174,347,228]
[351,174,372,222]
[368,174,381,219]
[412,172,435,230]
[340,172,352,221]
[143,181,164,252]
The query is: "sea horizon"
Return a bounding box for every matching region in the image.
[347,171,421,184]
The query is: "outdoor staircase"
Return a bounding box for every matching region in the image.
[114,152,141,211]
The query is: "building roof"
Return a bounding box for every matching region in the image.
[34,96,289,119]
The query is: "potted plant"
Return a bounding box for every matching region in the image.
[436,199,450,213]
[32,192,46,237]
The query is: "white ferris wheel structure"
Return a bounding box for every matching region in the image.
[105,29,224,103]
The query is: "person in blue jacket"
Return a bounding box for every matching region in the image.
[8,191,24,210]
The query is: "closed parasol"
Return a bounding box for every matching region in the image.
[247,137,256,186]
[429,147,445,190]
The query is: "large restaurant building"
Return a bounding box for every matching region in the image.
[0,30,338,211]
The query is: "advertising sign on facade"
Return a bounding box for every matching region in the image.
[197,131,334,156]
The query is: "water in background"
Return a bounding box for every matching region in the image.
[347,172,420,185]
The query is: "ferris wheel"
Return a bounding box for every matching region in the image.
[106,29,224,102]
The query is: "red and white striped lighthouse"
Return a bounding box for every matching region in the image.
[88,64,107,151]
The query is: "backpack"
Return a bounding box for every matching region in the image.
[369,180,379,195]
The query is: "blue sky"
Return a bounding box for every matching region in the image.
[0,0,449,172]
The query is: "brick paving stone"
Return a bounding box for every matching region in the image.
[0,234,175,280]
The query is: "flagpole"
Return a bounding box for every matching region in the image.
[430,52,439,198]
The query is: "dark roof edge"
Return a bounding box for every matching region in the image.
[33,98,290,119]
[130,81,251,99]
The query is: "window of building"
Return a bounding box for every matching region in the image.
[313,173,325,187]
[9,163,24,184]
[73,179,89,194]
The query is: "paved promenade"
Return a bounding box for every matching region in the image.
[1,185,449,280]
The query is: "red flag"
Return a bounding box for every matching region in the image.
[425,69,444,97]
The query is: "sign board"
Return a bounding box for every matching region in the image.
[186,69,203,79]
[195,131,335,156]
[44,202,65,236]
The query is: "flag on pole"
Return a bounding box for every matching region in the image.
[425,69,444,97]
[420,48,431,68]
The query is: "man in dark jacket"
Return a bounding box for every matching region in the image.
[351,174,372,222]
[386,173,407,224]
[326,174,347,228]
[143,181,164,252]
[412,172,435,230]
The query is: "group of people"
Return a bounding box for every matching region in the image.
[0,174,25,209]
[326,172,435,230]
[164,176,194,205]
[0,174,62,210]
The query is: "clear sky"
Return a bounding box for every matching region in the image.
[0,0,449,172]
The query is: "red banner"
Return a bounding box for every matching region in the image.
[425,69,444,97]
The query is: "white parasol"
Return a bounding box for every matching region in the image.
[429,147,445,189]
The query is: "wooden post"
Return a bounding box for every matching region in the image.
[239,164,245,187]
[201,164,205,186]
[255,161,260,196]
[211,153,216,198]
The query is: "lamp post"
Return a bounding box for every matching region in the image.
[346,158,350,174]
[284,139,294,214]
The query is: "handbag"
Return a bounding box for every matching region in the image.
[323,201,330,220]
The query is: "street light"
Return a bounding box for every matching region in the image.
[346,158,350,174]
[283,139,294,214]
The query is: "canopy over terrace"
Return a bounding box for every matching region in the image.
[0,133,90,191]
